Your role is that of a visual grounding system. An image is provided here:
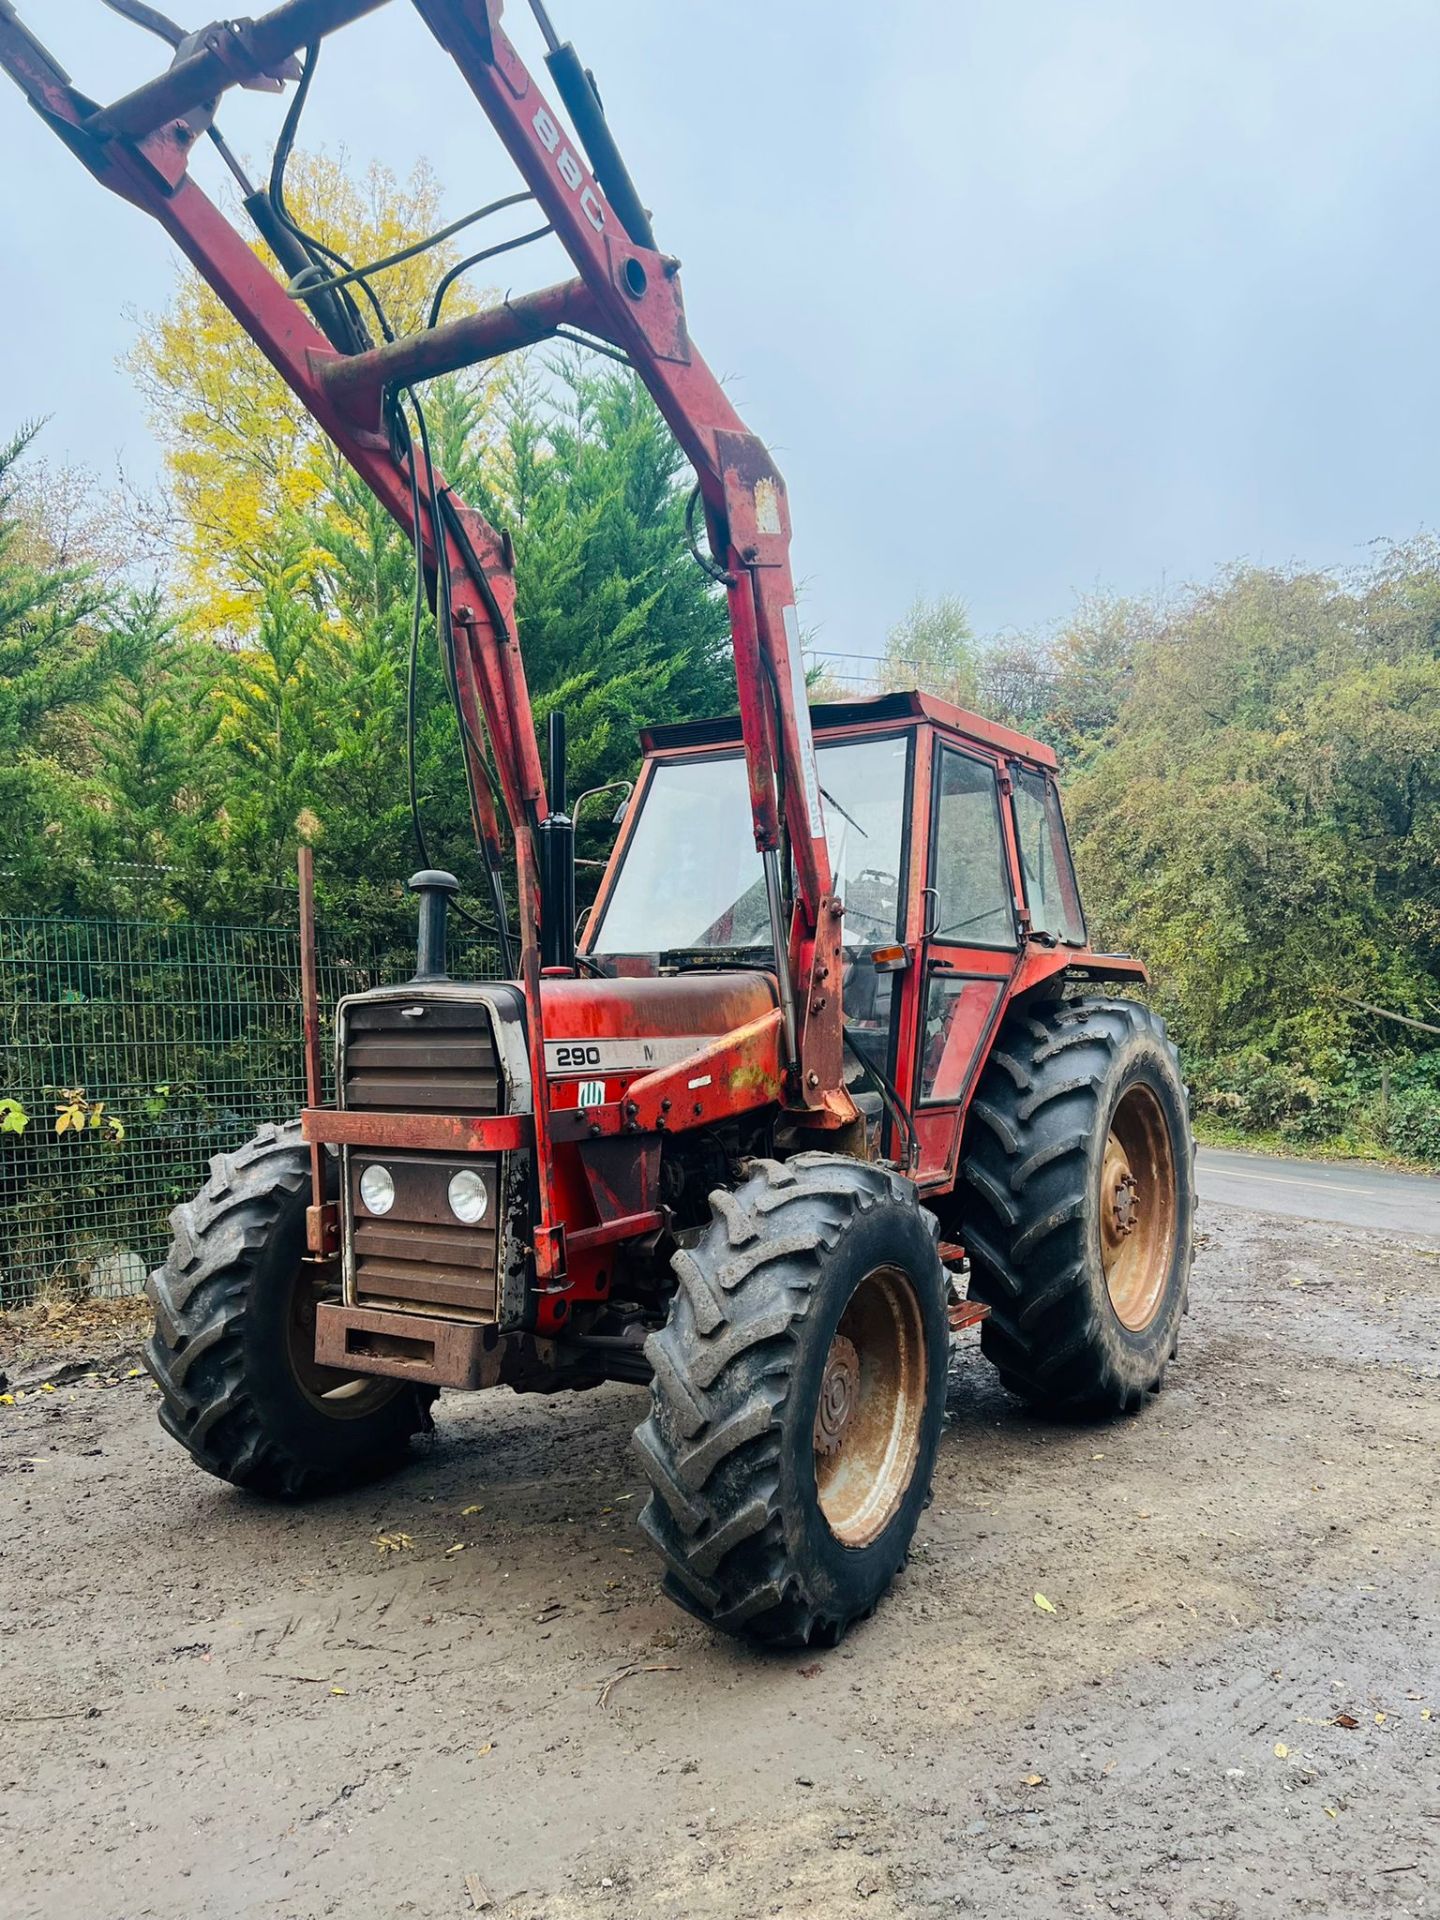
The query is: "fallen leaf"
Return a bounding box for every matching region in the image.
[1033,1593,1057,1614]
[1376,1712,1386,1725]
[460,1504,483,1516]
[1324,1807,1338,1819]
[1274,1743,1290,1759]
[1422,1709,1432,1722]
[41,1382,55,1394]
[0,1394,13,1407]
[476,1741,493,1756]
[444,1543,467,1557]
[373,1531,414,1555]
[1332,1713,1359,1730]
[329,1686,348,1697]
[1023,1773,1046,1787]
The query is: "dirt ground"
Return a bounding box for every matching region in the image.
[2,1199,1437,1920]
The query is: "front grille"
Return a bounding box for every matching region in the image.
[349,1152,502,1319]
[341,996,508,1320]
[341,999,502,1114]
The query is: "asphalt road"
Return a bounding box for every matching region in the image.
[1197,1143,1440,1237]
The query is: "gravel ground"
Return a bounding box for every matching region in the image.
[2,1198,1437,1920]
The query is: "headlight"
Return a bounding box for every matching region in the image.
[448,1168,489,1224]
[359,1163,396,1215]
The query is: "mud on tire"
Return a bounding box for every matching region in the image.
[145,1121,433,1496]
[960,997,1195,1416]
[633,1154,949,1647]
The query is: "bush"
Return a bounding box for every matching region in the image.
[1386,1088,1440,1161]
[1191,1047,1355,1141]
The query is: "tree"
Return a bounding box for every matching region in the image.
[485,355,733,848]
[1046,593,1148,763]
[1065,556,1440,1136]
[0,425,152,911]
[877,594,980,707]
[127,153,499,634]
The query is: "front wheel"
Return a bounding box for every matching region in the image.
[633,1154,949,1647]
[145,1121,433,1496]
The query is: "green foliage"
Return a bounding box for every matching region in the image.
[0,425,146,906]
[879,594,979,707]
[0,350,734,945]
[1062,559,1440,1080]
[489,356,733,850]
[868,553,1440,1159]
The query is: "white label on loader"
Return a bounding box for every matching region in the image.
[782,602,825,839]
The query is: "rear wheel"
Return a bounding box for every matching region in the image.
[145,1121,433,1496]
[634,1154,949,1647]
[960,998,1194,1415]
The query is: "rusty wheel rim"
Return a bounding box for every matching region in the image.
[1100,1082,1177,1332]
[814,1265,926,1548]
[287,1260,398,1417]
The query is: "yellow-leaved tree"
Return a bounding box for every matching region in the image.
[127,152,498,636]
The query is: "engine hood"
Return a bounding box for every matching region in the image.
[538,970,778,1080]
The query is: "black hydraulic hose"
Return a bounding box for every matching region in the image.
[843,1029,917,1173]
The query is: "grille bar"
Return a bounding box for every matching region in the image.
[342,1000,503,1115]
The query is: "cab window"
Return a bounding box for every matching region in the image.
[1011,767,1086,945]
[929,748,1016,949]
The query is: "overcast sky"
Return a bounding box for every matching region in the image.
[4,0,1440,669]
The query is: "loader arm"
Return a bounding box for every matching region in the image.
[0,0,844,1136]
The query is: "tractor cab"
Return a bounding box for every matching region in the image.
[582,691,1109,1191]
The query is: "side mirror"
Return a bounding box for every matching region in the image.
[570,780,635,868]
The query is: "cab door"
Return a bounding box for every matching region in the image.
[910,744,1019,1185]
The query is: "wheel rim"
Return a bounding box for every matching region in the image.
[1100,1082,1177,1332]
[287,1260,399,1417]
[814,1265,926,1548]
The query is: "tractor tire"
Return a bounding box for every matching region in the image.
[960,997,1194,1416]
[633,1153,949,1647]
[145,1121,433,1496]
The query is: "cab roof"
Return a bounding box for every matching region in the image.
[640,688,1059,771]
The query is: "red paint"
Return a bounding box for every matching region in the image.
[302,1109,530,1154]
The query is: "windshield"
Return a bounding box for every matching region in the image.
[591,735,910,955]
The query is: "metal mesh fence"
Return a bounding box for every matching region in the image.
[0,916,499,1309]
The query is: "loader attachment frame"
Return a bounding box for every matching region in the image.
[0,0,853,1277]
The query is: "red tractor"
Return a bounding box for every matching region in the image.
[3,0,1194,1645]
